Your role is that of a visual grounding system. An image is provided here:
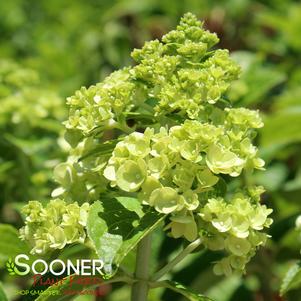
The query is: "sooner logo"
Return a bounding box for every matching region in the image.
[6,254,105,276]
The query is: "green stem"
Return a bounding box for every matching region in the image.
[131,234,152,301]
[152,238,202,281]
[242,169,252,187]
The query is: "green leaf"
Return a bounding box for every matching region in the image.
[205,275,242,301]
[272,87,301,112]
[78,139,120,161]
[269,213,299,242]
[123,111,155,122]
[0,282,8,301]
[0,224,31,267]
[260,112,301,148]
[157,280,213,301]
[281,261,301,296]
[239,66,285,106]
[212,177,227,197]
[229,52,285,106]
[87,197,165,277]
[284,166,301,191]
[4,134,53,156]
[253,163,288,191]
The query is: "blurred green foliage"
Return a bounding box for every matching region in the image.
[0,0,301,300]
[0,59,66,224]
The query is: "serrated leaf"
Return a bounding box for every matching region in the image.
[281,261,301,296]
[158,280,213,301]
[87,197,165,277]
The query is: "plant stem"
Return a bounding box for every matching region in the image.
[131,234,152,301]
[152,238,202,281]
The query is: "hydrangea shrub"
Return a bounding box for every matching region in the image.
[0,59,66,207]
[20,13,273,300]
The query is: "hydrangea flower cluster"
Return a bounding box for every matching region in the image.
[63,12,240,139]
[20,13,273,276]
[0,59,65,128]
[200,189,272,275]
[103,113,264,212]
[20,199,90,254]
[101,118,271,274]
[64,69,135,135]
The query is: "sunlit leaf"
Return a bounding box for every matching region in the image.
[281,261,301,296]
[87,197,165,277]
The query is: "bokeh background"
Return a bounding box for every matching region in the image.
[0,0,301,300]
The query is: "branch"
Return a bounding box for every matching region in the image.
[131,233,152,301]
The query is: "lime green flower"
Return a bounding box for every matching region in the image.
[180,140,202,162]
[167,215,198,241]
[248,231,267,247]
[32,239,49,255]
[203,235,225,251]
[172,163,195,190]
[213,258,232,277]
[206,144,245,176]
[231,196,253,215]
[249,206,273,230]
[150,187,183,214]
[296,215,301,229]
[231,215,250,238]
[212,213,232,232]
[48,226,67,249]
[183,190,199,210]
[79,203,90,227]
[225,236,251,256]
[116,159,147,192]
[196,169,219,190]
[103,165,116,182]
[20,13,273,278]
[125,132,151,158]
[252,157,265,170]
[139,176,162,205]
[20,199,90,254]
[199,190,272,275]
[226,108,264,129]
[229,256,247,270]
[201,198,225,218]
[22,201,43,223]
[148,155,169,178]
